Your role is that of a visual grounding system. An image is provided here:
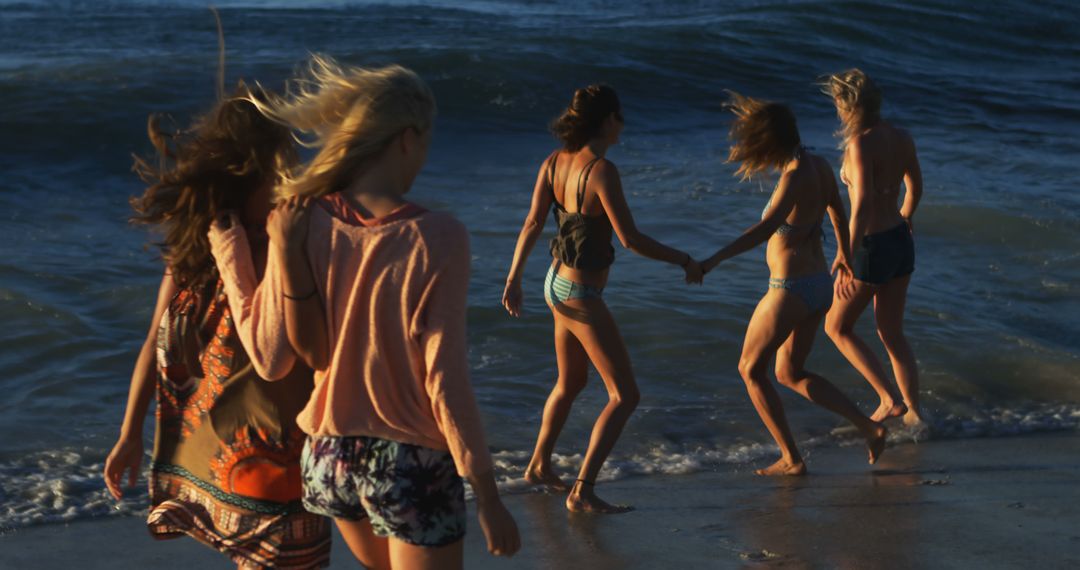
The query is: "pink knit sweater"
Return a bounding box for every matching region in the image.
[208,195,492,477]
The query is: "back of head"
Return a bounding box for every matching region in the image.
[725,91,801,180]
[130,84,296,288]
[821,68,882,146]
[248,55,437,199]
[550,84,621,151]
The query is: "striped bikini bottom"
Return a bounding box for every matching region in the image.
[544,263,604,305]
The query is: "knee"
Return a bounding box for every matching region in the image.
[738,357,762,385]
[824,314,847,341]
[774,361,801,388]
[610,385,640,411]
[876,324,905,347]
[554,375,586,401]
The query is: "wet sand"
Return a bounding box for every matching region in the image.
[3,432,1079,569]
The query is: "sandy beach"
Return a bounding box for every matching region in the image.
[4,432,1079,569]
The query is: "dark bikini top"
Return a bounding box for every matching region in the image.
[548,153,615,271]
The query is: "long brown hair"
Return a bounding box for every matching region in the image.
[724,91,801,180]
[550,84,621,151]
[821,68,882,148]
[130,85,296,288]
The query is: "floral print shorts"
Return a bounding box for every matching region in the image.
[300,435,466,547]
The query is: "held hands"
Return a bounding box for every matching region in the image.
[267,195,314,252]
[831,256,856,301]
[103,435,143,500]
[501,278,523,317]
[683,256,704,285]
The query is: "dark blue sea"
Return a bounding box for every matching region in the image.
[1,0,1078,528]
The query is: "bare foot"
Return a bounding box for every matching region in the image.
[901,409,925,428]
[566,484,633,514]
[870,401,908,422]
[524,465,571,492]
[754,457,807,476]
[865,422,887,464]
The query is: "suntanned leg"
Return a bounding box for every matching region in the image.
[334,518,390,570]
[776,308,887,465]
[825,282,907,421]
[526,317,589,492]
[873,274,923,426]
[739,290,809,476]
[560,298,638,514]
[388,537,464,570]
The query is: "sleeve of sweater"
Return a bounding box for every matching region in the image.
[416,217,494,478]
[207,224,297,381]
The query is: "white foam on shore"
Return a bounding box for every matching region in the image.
[3,402,1078,530]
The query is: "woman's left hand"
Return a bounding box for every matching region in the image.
[684,258,704,285]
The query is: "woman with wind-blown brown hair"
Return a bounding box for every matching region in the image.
[502,84,703,512]
[103,84,331,568]
[821,69,925,428]
[701,92,887,476]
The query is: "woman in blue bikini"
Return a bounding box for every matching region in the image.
[502,85,703,512]
[702,92,887,476]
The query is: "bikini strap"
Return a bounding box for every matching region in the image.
[574,157,602,213]
[546,151,559,199]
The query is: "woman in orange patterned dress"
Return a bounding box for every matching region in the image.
[103,85,331,568]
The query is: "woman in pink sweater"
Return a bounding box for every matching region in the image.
[208,56,520,569]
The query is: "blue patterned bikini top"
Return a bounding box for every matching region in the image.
[761,146,824,240]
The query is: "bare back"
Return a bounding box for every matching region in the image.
[840,122,916,233]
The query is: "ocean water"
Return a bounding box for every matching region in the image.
[1,0,1078,529]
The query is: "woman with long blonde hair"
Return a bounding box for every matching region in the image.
[701,92,887,476]
[821,69,925,427]
[208,56,520,569]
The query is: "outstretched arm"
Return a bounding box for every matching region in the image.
[594,160,702,282]
[702,170,797,273]
[104,270,176,499]
[900,133,923,233]
[502,153,556,317]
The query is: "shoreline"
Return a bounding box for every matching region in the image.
[3,432,1080,569]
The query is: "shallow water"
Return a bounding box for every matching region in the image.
[1,0,1078,528]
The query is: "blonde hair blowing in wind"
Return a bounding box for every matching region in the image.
[249,55,437,199]
[820,68,882,149]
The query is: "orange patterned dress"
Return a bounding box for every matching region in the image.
[149,274,330,569]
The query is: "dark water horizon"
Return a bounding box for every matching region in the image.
[1,0,1078,528]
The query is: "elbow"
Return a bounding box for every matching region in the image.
[296,348,329,373]
[620,232,641,251]
[251,358,290,382]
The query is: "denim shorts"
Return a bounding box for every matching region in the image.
[300,435,466,547]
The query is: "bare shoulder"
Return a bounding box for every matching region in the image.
[589,158,621,189]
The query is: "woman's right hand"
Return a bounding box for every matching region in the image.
[501,279,523,317]
[683,258,704,285]
[477,498,521,557]
[104,434,143,500]
[267,196,313,251]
